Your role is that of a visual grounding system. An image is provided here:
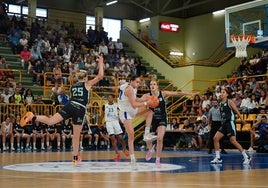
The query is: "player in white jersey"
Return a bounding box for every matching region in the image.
[1,117,15,151]
[118,75,155,170]
[102,94,129,161]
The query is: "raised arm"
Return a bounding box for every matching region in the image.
[86,55,104,88]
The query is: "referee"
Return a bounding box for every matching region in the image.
[208,99,227,154]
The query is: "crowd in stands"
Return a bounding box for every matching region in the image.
[0,13,268,153]
[167,51,268,151]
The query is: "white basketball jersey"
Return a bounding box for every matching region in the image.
[118,82,136,112]
[104,103,119,122]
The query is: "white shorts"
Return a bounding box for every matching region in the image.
[106,120,123,135]
[119,108,137,121]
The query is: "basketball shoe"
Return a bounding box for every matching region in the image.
[210,157,222,164]
[20,112,34,126]
[145,144,155,161]
[143,133,157,142]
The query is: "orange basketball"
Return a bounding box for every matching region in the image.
[148,95,159,108]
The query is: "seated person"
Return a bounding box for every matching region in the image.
[177,119,198,149]
[13,115,31,151]
[98,125,110,149]
[61,119,73,150]
[80,122,93,150]
[197,115,210,149]
[32,121,46,150]
[248,115,268,152]
[45,122,61,150]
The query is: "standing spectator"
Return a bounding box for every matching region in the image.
[114,39,124,58]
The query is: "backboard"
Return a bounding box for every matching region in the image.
[225,0,268,48]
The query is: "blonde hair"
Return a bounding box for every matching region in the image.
[76,70,88,80]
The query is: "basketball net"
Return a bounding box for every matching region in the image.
[231,35,254,58]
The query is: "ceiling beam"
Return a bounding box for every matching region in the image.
[160,0,172,13]
[161,0,215,15]
[129,0,154,14]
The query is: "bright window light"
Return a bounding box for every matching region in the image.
[139,17,150,23]
[86,16,121,40]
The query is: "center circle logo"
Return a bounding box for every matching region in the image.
[3,161,185,173]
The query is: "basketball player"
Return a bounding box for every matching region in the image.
[211,88,251,165]
[118,75,155,170]
[20,55,104,165]
[102,94,129,161]
[144,78,197,167]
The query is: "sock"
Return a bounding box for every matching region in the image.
[145,127,150,134]
[57,142,60,147]
[156,157,160,161]
[80,141,82,147]
[215,150,220,159]
[46,142,49,147]
[242,150,248,158]
[41,143,44,148]
[33,142,36,148]
[130,154,135,161]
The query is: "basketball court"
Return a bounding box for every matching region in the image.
[1,1,268,188]
[0,149,268,188]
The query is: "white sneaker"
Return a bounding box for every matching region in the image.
[130,159,138,170]
[247,147,254,153]
[210,157,222,164]
[143,133,157,141]
[155,158,161,168]
[243,156,251,165]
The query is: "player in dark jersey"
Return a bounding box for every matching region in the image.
[143,78,196,167]
[20,55,104,165]
[210,88,251,165]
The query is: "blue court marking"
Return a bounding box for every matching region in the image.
[137,151,268,173]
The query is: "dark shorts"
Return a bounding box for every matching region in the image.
[58,101,86,125]
[218,120,236,137]
[151,118,167,132]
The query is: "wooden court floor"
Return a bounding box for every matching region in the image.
[0,149,267,188]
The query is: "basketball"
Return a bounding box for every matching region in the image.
[148,95,159,108]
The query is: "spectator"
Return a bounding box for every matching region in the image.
[20,46,31,70]
[248,115,268,152]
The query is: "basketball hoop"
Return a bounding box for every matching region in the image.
[231,35,255,58]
